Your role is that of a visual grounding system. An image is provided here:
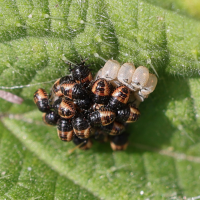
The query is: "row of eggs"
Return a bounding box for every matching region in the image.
[95,60,157,102]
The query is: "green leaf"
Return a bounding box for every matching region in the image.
[1,0,200,199]
[144,0,200,20]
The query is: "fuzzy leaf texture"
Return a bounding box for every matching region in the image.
[0,0,200,199]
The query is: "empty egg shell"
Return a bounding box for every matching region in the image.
[131,66,149,91]
[142,73,158,94]
[117,63,135,89]
[94,68,103,81]
[134,74,157,102]
[101,60,121,81]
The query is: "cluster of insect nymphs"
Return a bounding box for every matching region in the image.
[34,59,157,151]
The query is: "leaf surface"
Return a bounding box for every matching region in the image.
[1,0,200,199]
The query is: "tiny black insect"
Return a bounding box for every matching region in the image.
[60,81,87,100]
[58,98,76,119]
[73,135,92,150]
[52,75,73,97]
[73,96,91,110]
[103,121,125,136]
[72,115,91,139]
[108,85,130,109]
[42,111,60,126]
[52,97,62,114]
[57,118,74,142]
[93,128,108,143]
[90,103,104,111]
[34,88,50,112]
[116,103,140,123]
[89,108,116,126]
[69,59,93,87]
[110,132,129,151]
[91,78,111,104]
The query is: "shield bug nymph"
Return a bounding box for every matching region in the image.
[34,88,50,112]
[57,118,74,142]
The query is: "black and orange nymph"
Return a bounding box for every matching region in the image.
[34,88,50,112]
[69,59,93,87]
